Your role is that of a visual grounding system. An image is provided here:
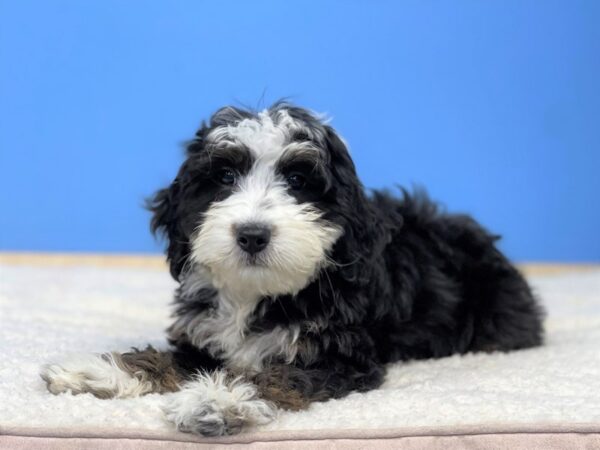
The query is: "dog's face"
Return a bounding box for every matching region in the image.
[150,103,373,297]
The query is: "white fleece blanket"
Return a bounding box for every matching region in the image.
[1,263,599,433]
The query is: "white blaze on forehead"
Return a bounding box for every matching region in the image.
[228,111,286,158]
[208,109,320,163]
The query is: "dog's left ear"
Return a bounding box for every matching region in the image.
[147,180,189,280]
[323,126,399,284]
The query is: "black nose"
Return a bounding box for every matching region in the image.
[236,224,271,255]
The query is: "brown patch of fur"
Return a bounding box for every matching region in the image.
[253,365,326,411]
[112,346,183,394]
[255,383,310,411]
[80,384,116,399]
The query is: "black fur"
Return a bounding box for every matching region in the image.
[149,101,544,407]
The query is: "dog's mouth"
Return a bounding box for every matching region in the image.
[240,253,268,268]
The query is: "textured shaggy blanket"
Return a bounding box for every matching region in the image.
[1,259,600,448]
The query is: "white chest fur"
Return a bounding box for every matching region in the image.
[171,273,300,372]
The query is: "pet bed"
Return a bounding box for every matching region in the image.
[1,254,599,449]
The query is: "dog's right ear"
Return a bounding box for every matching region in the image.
[147,180,189,281]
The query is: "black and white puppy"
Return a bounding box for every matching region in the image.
[42,102,544,436]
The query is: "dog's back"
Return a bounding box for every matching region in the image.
[369,190,543,363]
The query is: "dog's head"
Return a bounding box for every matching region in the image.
[149,102,386,297]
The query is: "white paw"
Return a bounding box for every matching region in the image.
[163,371,275,436]
[40,353,151,399]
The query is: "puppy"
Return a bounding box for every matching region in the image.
[41,102,544,436]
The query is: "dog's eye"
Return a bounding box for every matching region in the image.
[286,173,306,190]
[218,168,236,186]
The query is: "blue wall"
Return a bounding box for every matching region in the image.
[1,0,599,261]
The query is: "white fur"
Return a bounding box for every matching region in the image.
[208,109,324,158]
[171,271,300,372]
[163,370,275,436]
[191,185,340,297]
[41,353,152,398]
[196,109,342,298]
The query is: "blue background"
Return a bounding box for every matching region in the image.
[1,1,599,261]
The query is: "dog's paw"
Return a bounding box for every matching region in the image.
[163,371,275,436]
[163,400,245,436]
[40,353,151,399]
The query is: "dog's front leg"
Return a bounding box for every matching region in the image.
[41,346,182,399]
[162,370,275,436]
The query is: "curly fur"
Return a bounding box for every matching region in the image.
[41,101,544,436]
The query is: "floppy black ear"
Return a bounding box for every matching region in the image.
[147,121,212,280]
[323,126,398,284]
[147,180,190,280]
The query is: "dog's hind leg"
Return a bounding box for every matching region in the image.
[41,346,182,399]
